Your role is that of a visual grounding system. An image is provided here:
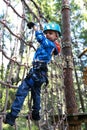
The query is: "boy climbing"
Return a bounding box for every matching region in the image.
[4,22,61,126]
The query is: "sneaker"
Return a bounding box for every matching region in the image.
[26,111,40,121]
[4,113,16,126]
[32,111,40,121]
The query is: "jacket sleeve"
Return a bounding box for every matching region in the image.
[35,30,56,50]
[35,30,45,42]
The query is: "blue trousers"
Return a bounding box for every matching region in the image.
[10,68,47,117]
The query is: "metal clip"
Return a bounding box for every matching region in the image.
[62,42,71,49]
[63,56,73,69]
[62,4,70,11]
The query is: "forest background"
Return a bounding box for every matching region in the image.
[0,0,87,129]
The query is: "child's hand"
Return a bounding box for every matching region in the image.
[33,25,38,31]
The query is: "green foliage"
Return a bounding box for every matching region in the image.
[3,118,39,130]
[1,0,87,129]
[28,0,61,23]
[79,29,87,43]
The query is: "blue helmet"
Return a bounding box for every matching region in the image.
[43,22,61,36]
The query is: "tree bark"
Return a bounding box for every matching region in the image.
[61,0,78,114]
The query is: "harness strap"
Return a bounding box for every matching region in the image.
[32,61,48,72]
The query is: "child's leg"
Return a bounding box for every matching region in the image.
[4,77,33,125]
[31,86,41,111]
[11,79,31,117]
[31,86,41,120]
[30,70,48,120]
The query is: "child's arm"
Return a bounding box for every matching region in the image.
[27,22,44,43]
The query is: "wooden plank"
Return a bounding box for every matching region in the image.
[50,113,87,124]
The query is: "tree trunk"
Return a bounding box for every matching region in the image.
[61,0,80,129]
[61,0,78,114]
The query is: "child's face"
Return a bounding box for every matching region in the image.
[45,30,58,42]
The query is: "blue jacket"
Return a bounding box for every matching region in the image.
[33,30,58,63]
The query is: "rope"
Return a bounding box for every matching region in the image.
[0,0,68,130]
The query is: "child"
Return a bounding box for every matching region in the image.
[4,22,61,126]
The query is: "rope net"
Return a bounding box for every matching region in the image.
[0,0,68,129]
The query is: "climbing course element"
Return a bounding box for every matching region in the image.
[0,0,68,130]
[78,48,87,58]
